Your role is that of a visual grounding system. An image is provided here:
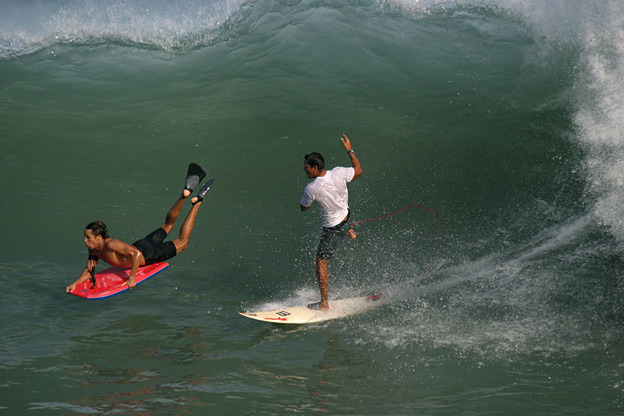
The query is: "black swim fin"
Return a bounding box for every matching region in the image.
[192,178,214,205]
[184,163,207,194]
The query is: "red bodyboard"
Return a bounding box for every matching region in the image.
[69,262,169,299]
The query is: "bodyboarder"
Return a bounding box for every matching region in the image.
[66,163,214,293]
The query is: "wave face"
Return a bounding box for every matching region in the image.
[1,0,624,414]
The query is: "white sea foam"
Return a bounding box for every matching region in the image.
[573,16,624,242]
[0,0,248,57]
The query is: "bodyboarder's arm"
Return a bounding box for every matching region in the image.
[66,256,98,293]
[126,248,143,289]
[106,239,143,289]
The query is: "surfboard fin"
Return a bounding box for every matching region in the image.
[184,163,207,194]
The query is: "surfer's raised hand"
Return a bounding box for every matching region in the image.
[340,133,352,152]
[341,133,362,179]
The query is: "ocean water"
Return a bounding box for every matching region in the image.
[1,0,624,414]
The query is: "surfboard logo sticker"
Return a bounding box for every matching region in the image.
[276,311,291,316]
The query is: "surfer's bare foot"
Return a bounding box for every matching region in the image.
[308,301,330,311]
[346,228,357,239]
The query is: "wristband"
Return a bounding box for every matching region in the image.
[347,149,354,154]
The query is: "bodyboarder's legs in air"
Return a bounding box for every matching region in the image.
[66,163,214,293]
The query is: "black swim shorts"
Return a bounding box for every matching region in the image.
[132,227,177,265]
[316,211,351,260]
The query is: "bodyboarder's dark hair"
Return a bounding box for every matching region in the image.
[86,220,109,239]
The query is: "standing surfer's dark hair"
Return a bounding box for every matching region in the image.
[305,152,325,170]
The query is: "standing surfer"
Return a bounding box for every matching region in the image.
[66,163,214,293]
[300,134,363,310]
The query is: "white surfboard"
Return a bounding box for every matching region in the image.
[239,294,384,324]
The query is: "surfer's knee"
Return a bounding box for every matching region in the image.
[161,223,175,235]
[173,238,189,253]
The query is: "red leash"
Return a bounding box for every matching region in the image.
[350,204,446,277]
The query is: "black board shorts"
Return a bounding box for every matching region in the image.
[316,210,351,260]
[132,227,177,265]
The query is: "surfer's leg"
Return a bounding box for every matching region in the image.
[170,179,213,254]
[161,196,187,235]
[312,227,340,310]
[315,257,330,310]
[171,202,201,254]
[160,165,203,234]
[163,177,213,236]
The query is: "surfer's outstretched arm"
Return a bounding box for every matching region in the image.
[340,134,362,179]
[341,134,360,240]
